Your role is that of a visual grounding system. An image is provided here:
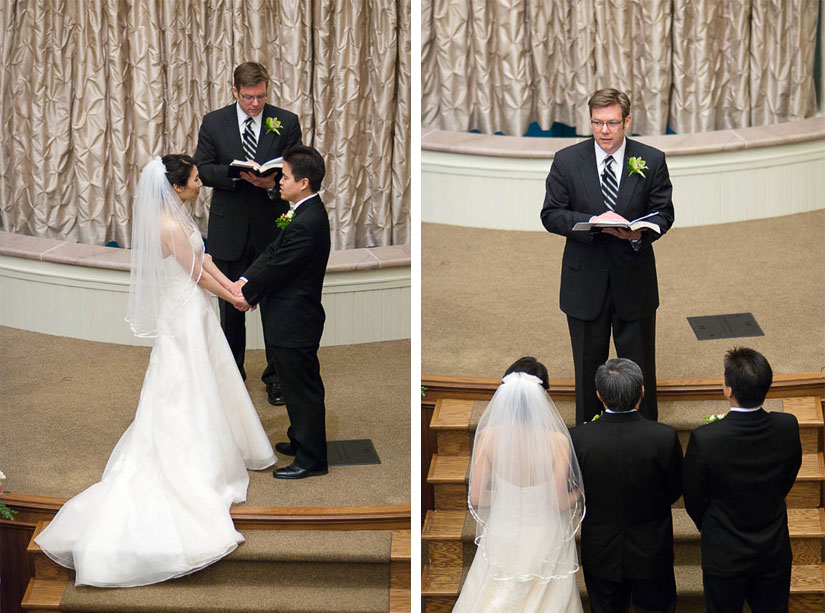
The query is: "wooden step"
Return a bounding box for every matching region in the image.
[431,397,823,456]
[421,563,825,612]
[390,530,411,613]
[789,452,825,508]
[427,454,470,510]
[20,578,65,612]
[423,508,825,570]
[28,521,70,582]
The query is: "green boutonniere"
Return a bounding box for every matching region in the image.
[276,210,294,229]
[627,156,648,178]
[265,116,283,135]
[703,412,727,425]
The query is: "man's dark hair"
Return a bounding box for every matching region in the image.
[504,356,549,390]
[588,87,631,119]
[283,145,326,193]
[161,154,197,189]
[595,358,644,412]
[234,62,269,90]
[724,347,772,408]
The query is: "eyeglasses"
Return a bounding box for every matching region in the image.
[590,119,625,130]
[240,94,266,102]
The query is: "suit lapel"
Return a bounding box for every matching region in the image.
[222,104,247,161]
[578,139,604,210]
[256,105,286,163]
[616,139,642,214]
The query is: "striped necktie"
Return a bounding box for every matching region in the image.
[242,116,257,161]
[602,155,618,211]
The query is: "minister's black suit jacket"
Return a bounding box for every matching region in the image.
[683,409,802,577]
[195,103,301,261]
[570,410,683,581]
[240,195,330,348]
[540,138,675,321]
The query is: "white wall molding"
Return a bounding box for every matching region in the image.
[0,255,410,347]
[423,125,825,231]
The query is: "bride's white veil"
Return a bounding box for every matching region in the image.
[468,371,585,581]
[125,157,202,338]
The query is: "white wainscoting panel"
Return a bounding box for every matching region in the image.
[0,256,410,348]
[422,139,825,230]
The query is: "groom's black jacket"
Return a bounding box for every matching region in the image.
[241,195,330,348]
[570,411,683,581]
[683,409,801,577]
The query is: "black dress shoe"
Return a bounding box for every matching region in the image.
[273,463,328,480]
[266,383,285,406]
[274,442,296,456]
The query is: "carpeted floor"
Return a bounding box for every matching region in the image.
[423,210,825,379]
[0,327,410,508]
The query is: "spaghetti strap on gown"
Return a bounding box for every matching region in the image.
[35,229,276,587]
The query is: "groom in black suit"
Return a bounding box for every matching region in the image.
[195,61,302,404]
[571,358,682,613]
[234,146,331,480]
[684,347,802,612]
[541,88,675,424]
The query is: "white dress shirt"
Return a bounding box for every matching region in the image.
[594,138,626,192]
[236,103,262,144]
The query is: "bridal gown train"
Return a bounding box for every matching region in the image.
[35,229,277,587]
[453,480,583,613]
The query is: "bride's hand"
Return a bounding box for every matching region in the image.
[232,295,252,312]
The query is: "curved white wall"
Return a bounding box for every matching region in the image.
[0,253,410,348]
[422,122,825,230]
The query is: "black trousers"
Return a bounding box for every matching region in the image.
[270,345,327,471]
[584,570,676,613]
[213,243,277,385]
[567,286,657,424]
[703,567,791,613]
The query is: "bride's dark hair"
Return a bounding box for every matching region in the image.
[503,356,549,390]
[161,154,197,188]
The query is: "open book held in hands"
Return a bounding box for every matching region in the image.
[228,157,284,179]
[573,211,661,234]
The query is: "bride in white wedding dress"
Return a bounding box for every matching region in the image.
[453,358,586,613]
[35,155,277,587]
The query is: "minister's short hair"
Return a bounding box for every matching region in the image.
[588,88,631,119]
[724,347,772,408]
[595,358,643,412]
[234,62,269,89]
[283,146,325,193]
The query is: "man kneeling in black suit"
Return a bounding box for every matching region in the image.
[684,347,802,613]
[571,358,683,613]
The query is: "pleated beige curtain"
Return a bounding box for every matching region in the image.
[422,0,820,136]
[0,0,410,250]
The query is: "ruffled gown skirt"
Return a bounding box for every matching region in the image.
[35,278,277,587]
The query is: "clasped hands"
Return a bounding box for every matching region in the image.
[590,211,645,241]
[229,279,253,312]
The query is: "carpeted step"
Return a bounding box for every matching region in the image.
[423,508,825,569]
[421,562,825,613]
[26,529,396,613]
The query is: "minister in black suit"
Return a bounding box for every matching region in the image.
[571,358,682,613]
[235,146,330,480]
[684,347,802,613]
[541,88,675,424]
[195,61,301,404]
